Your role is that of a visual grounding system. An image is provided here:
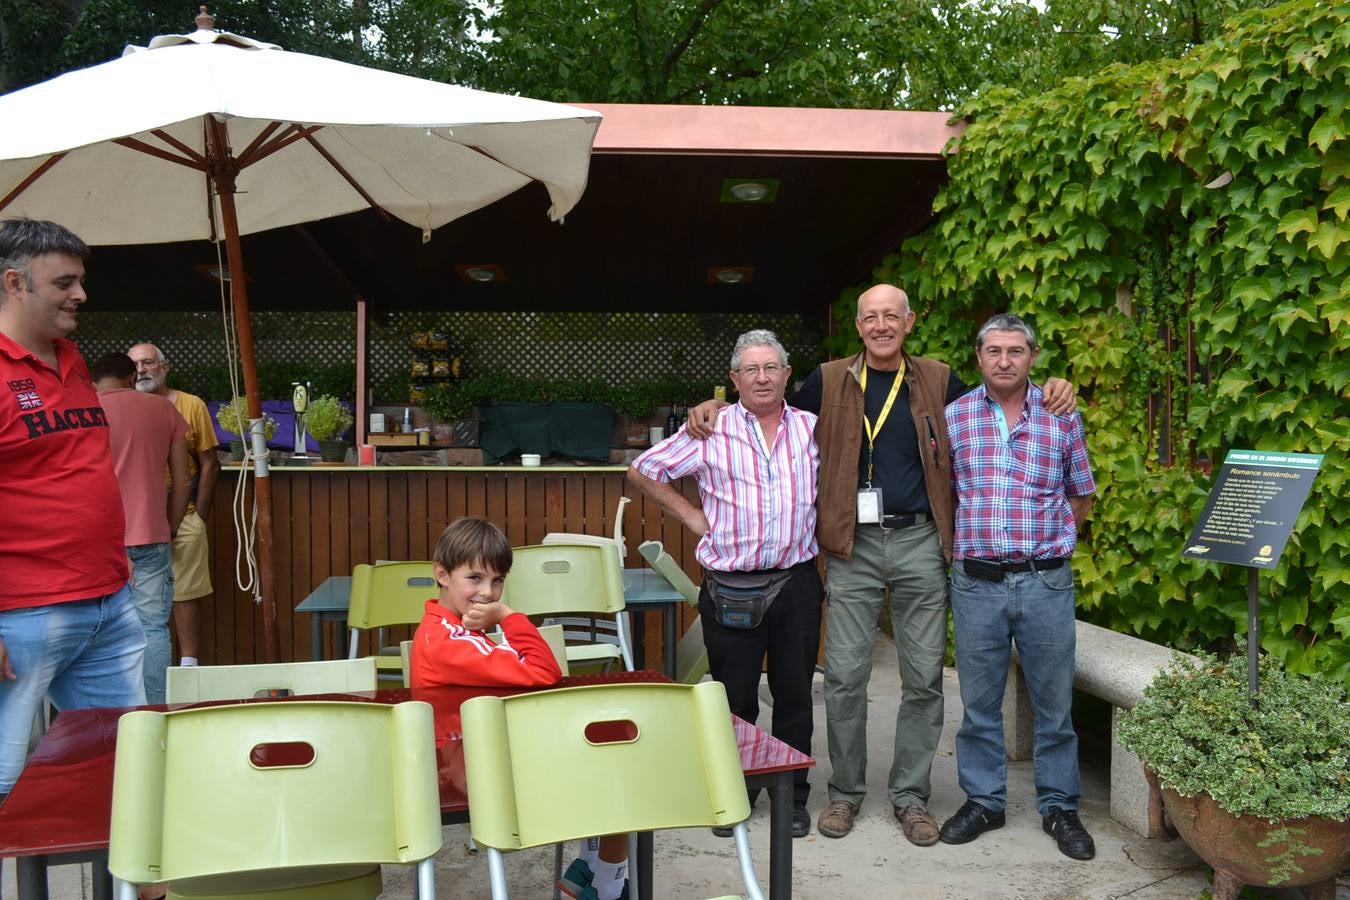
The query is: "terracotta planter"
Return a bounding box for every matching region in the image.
[1146,770,1350,899]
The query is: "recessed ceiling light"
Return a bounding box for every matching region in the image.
[720,178,779,203]
[194,263,250,284]
[729,182,770,202]
[708,266,753,285]
[455,264,507,284]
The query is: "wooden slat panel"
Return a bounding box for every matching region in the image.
[349,471,371,565]
[504,474,528,546]
[408,472,430,561]
[369,474,389,564]
[204,484,228,666]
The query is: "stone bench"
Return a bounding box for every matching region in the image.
[1002,620,1197,837]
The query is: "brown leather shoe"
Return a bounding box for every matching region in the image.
[817,799,859,838]
[896,804,940,846]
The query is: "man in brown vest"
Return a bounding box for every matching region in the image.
[688,284,1074,845]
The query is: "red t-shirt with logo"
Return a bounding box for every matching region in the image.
[0,332,128,611]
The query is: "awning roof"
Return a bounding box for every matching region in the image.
[82,104,961,316]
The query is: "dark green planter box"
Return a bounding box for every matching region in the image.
[478,402,613,464]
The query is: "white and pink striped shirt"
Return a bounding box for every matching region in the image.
[633,402,819,572]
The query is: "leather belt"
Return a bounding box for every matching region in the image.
[881,511,929,529]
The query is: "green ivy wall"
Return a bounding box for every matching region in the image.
[833,0,1348,685]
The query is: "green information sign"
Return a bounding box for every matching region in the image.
[1182,450,1323,570]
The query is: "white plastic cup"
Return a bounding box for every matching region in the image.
[648,425,664,445]
[520,453,541,467]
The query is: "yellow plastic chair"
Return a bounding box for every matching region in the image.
[501,543,633,672]
[347,562,437,680]
[166,658,378,703]
[462,681,765,900]
[399,625,570,687]
[109,700,442,900]
[637,539,709,684]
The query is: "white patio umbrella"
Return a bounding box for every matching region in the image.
[0,7,601,662]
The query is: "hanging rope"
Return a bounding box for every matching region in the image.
[211,198,264,605]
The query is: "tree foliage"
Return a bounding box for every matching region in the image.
[4,0,1272,106]
[0,0,477,91]
[835,0,1349,684]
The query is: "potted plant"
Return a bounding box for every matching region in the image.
[215,396,277,460]
[304,394,354,462]
[1117,645,1349,898]
[421,380,478,447]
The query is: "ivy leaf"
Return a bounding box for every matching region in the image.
[1306,220,1349,260]
[1308,112,1343,152]
[1229,275,1275,307]
[1214,370,1252,400]
[1276,208,1318,238]
[1323,185,1350,220]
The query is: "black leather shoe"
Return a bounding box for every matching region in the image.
[1043,806,1095,859]
[792,804,810,838]
[939,800,1006,845]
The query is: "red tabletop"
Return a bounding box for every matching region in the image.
[0,670,812,859]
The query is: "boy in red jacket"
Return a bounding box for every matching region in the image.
[410,517,628,899]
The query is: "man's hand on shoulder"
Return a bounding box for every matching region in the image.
[684,399,728,440]
[1043,377,1077,416]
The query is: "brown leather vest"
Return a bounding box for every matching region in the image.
[814,351,955,562]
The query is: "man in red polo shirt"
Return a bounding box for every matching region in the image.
[0,218,146,797]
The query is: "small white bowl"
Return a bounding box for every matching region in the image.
[520,453,541,467]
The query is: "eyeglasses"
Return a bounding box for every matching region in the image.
[736,363,784,378]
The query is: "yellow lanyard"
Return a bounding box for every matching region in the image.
[860,360,905,484]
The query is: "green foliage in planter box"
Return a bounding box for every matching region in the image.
[1117,645,1349,824]
[305,394,353,441]
[422,380,475,422]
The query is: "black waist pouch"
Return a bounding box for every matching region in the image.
[704,567,796,629]
[962,558,1005,582]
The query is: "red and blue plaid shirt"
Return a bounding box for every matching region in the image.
[632,401,819,572]
[945,382,1095,562]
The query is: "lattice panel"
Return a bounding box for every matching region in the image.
[76,309,825,401]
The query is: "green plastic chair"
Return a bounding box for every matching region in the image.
[399,625,570,687]
[166,658,378,703]
[347,562,437,680]
[462,680,766,900]
[109,700,442,900]
[500,543,633,672]
[637,539,709,684]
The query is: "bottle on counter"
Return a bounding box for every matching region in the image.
[402,407,414,433]
[664,403,679,438]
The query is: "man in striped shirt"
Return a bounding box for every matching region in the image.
[939,313,1097,861]
[629,329,822,839]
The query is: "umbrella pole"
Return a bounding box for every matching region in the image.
[210,158,281,665]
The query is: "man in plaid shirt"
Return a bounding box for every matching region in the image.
[938,313,1097,861]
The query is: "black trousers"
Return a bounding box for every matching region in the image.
[699,562,823,806]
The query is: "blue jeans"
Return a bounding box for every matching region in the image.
[950,561,1080,815]
[0,584,146,793]
[127,543,174,703]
